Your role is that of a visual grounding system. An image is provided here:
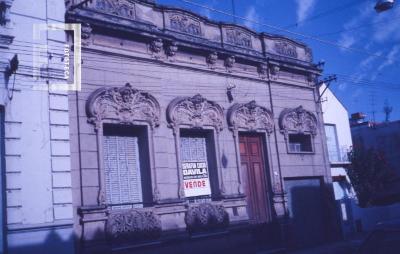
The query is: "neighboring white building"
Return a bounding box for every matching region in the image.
[320,84,355,238]
[320,84,400,237]
[0,0,74,253]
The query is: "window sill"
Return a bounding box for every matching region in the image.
[287,151,315,155]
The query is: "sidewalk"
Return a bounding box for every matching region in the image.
[257,234,367,254]
[285,234,367,254]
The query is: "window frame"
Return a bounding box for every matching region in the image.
[179,128,220,201]
[102,124,153,209]
[287,133,314,154]
[324,124,341,162]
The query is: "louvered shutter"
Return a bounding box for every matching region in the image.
[103,136,143,209]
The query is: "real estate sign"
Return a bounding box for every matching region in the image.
[182,161,211,197]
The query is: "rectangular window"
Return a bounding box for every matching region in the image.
[180,130,217,201]
[103,136,142,209]
[325,124,340,162]
[103,125,151,209]
[288,134,312,152]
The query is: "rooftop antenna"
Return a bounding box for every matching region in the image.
[231,0,237,24]
[383,99,393,122]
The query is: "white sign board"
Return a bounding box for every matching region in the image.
[182,161,211,197]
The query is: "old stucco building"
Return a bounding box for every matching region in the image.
[0,0,74,253]
[66,0,338,253]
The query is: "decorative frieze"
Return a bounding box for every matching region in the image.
[94,0,136,20]
[279,106,317,136]
[86,83,161,129]
[169,13,201,36]
[106,209,162,242]
[225,28,252,48]
[227,100,274,134]
[274,41,298,58]
[167,94,224,131]
[185,203,229,233]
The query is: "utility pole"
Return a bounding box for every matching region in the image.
[369,91,376,123]
[383,100,393,122]
[317,75,337,103]
[231,0,237,23]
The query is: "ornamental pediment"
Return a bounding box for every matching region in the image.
[279,106,317,136]
[86,83,160,128]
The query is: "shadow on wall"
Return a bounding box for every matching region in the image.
[7,226,75,254]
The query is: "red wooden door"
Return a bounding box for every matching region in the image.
[239,135,270,223]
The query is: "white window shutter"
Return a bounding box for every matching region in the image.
[103,136,143,209]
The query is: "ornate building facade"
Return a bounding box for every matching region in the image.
[66,0,338,253]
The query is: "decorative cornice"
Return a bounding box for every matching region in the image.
[86,83,161,128]
[279,106,317,136]
[67,0,318,68]
[167,94,224,131]
[227,100,274,134]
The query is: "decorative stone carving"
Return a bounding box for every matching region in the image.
[226,28,252,48]
[274,41,298,58]
[81,23,92,46]
[308,73,317,83]
[150,38,163,54]
[224,55,235,69]
[269,64,280,79]
[106,209,162,242]
[305,47,313,62]
[94,0,135,19]
[227,100,274,134]
[0,0,14,48]
[170,14,201,36]
[258,63,268,77]
[185,203,229,233]
[279,106,317,136]
[166,41,178,57]
[206,51,218,68]
[86,83,161,128]
[167,94,224,131]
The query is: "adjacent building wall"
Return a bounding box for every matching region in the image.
[0,0,74,253]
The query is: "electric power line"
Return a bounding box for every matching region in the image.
[283,0,365,29]
[178,0,397,63]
